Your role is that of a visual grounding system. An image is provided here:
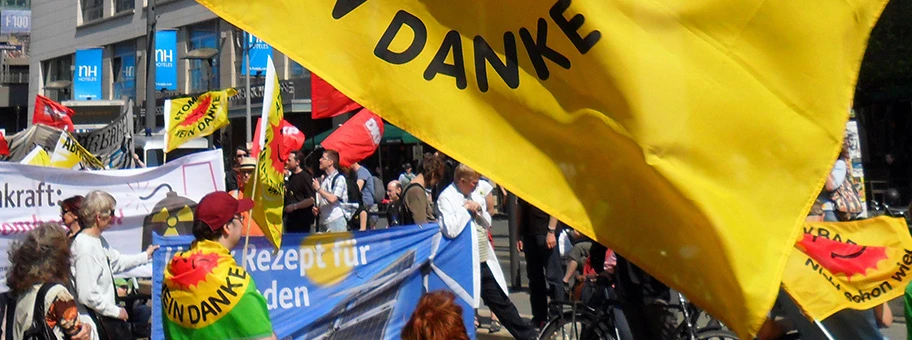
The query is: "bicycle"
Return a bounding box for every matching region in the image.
[539,278,738,340]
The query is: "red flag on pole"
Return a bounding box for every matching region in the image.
[311,73,361,119]
[251,118,306,163]
[321,108,383,168]
[33,95,75,132]
[0,131,9,156]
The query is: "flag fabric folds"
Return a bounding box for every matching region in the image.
[783,216,912,321]
[0,131,8,157]
[33,95,75,132]
[321,108,383,168]
[49,132,105,170]
[195,0,889,335]
[244,56,284,250]
[165,88,237,153]
[162,240,273,339]
[311,73,361,119]
[251,118,306,163]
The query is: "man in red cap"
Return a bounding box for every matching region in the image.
[161,192,277,340]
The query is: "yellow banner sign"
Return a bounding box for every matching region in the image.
[195,0,889,335]
[20,146,50,167]
[166,88,237,153]
[49,132,104,169]
[783,216,912,321]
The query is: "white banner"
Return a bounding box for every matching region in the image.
[0,149,225,292]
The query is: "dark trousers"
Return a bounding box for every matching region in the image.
[480,263,537,340]
[0,292,13,340]
[522,233,564,323]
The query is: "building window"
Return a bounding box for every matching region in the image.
[112,41,136,100]
[115,0,134,13]
[188,23,219,93]
[81,0,103,22]
[0,0,30,7]
[290,60,310,79]
[43,55,73,102]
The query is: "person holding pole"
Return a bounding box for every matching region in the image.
[162,191,276,340]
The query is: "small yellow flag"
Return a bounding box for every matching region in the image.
[20,146,50,167]
[783,216,912,321]
[195,0,889,335]
[165,88,237,153]
[49,132,104,169]
[244,57,284,250]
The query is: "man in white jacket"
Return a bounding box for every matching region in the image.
[437,164,537,340]
[71,190,158,340]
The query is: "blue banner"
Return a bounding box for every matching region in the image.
[114,53,135,99]
[242,32,272,75]
[155,30,177,91]
[152,224,476,340]
[73,48,102,100]
[0,10,29,34]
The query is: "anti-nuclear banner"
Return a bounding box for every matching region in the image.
[0,150,225,292]
[74,104,135,169]
[151,224,476,340]
[194,0,889,335]
[782,216,912,320]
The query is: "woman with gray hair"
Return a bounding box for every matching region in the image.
[71,190,158,340]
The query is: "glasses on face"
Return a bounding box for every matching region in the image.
[61,209,70,216]
[236,154,248,158]
[109,210,116,217]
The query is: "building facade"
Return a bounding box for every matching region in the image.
[29,0,330,152]
[0,0,31,133]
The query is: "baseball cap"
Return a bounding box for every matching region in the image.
[195,192,254,231]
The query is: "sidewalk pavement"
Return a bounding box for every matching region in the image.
[481,218,909,339]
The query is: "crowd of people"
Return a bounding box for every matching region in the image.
[4,190,157,340]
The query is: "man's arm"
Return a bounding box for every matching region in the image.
[313,176,341,203]
[438,192,471,238]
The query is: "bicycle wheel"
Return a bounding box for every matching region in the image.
[539,312,616,340]
[695,329,739,340]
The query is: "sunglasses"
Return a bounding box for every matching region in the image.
[61,209,71,215]
[236,154,248,158]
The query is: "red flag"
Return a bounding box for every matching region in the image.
[33,95,75,132]
[0,131,9,156]
[251,118,306,163]
[311,73,361,119]
[321,108,384,168]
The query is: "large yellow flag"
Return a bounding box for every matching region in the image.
[196,0,888,335]
[20,146,50,167]
[49,132,105,169]
[244,57,284,250]
[783,216,912,321]
[165,88,237,153]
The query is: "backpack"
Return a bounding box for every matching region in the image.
[399,182,425,226]
[831,175,862,221]
[333,173,364,230]
[372,176,384,204]
[23,283,58,340]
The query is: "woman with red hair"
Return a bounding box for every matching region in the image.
[402,291,469,340]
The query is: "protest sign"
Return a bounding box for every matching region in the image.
[0,150,225,291]
[152,224,475,340]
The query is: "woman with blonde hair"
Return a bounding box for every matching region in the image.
[8,223,93,340]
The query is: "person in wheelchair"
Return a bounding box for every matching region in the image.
[114,278,151,338]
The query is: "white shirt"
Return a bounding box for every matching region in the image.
[317,169,348,224]
[437,184,508,307]
[71,233,148,318]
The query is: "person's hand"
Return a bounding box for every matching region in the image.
[146,245,160,259]
[285,203,296,213]
[118,307,129,321]
[312,206,319,215]
[463,200,481,214]
[516,240,523,252]
[312,179,321,191]
[545,232,557,249]
[71,322,93,340]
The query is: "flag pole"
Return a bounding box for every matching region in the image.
[813,320,835,340]
[240,156,260,270]
[163,100,170,164]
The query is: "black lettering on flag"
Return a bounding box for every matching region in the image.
[188,304,201,324]
[208,289,232,313]
[549,0,601,54]
[519,18,571,80]
[332,0,367,20]
[474,33,519,92]
[200,300,217,322]
[375,11,427,65]
[423,30,467,90]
